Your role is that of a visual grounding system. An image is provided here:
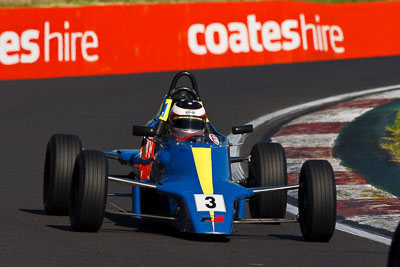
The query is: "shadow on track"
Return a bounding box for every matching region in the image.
[105,212,310,242]
[19,208,48,216]
[229,233,303,242]
[19,208,305,242]
[267,234,304,241]
[104,213,230,242]
[47,225,73,232]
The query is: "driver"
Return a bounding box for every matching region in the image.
[169,99,206,141]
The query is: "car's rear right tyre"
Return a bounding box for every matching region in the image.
[69,150,108,232]
[249,142,288,218]
[299,160,336,242]
[43,134,82,215]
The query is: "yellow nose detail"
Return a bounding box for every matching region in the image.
[192,147,215,232]
[192,147,213,195]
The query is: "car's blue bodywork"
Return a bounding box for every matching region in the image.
[106,130,254,235]
[104,91,255,234]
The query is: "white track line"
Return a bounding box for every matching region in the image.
[228,83,400,245]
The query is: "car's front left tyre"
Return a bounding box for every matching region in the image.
[299,160,336,242]
[69,150,108,232]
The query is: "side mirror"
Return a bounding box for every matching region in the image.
[132,125,156,137]
[232,124,253,135]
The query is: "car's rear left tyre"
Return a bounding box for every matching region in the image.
[69,150,108,232]
[299,160,336,242]
[249,142,288,218]
[43,134,82,215]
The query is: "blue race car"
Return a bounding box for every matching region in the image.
[43,71,337,241]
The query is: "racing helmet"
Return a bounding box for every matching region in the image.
[169,100,206,140]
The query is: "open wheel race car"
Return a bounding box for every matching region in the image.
[43,71,337,241]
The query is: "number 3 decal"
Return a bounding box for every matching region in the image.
[194,194,226,212]
[205,196,216,209]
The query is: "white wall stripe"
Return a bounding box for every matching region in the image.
[336,184,397,200]
[361,90,400,99]
[287,108,372,125]
[346,214,400,233]
[286,158,347,173]
[271,134,338,148]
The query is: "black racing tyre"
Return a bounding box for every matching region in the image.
[69,150,108,232]
[249,142,288,218]
[388,221,400,267]
[43,134,82,215]
[299,160,336,242]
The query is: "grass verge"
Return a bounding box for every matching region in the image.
[0,0,394,8]
[381,110,400,162]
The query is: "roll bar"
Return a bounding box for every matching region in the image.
[167,71,200,100]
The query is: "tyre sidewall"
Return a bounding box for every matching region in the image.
[299,160,336,242]
[69,150,108,232]
[43,134,82,215]
[249,143,288,218]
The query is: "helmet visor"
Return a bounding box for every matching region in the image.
[170,116,204,130]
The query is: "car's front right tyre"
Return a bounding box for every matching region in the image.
[249,142,288,219]
[43,134,82,215]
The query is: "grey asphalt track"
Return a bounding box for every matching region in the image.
[1,56,400,266]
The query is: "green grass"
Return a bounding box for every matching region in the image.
[0,0,394,8]
[381,110,400,162]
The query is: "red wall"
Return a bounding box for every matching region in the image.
[0,1,399,80]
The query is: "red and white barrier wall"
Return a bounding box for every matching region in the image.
[1,1,400,80]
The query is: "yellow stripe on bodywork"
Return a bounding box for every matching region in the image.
[192,147,215,232]
[192,147,213,194]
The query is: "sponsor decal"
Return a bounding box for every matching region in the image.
[161,103,169,117]
[171,104,206,117]
[160,99,172,121]
[0,21,99,66]
[201,215,225,223]
[209,134,220,145]
[188,14,344,56]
